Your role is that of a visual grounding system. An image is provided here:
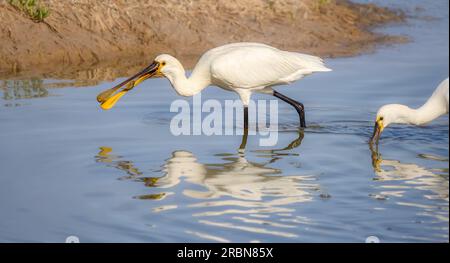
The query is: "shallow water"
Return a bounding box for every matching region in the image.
[0,0,448,242]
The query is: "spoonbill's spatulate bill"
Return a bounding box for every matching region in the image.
[96,42,331,128]
[370,78,449,145]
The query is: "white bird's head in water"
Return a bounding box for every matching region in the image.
[370,104,414,145]
[370,78,449,146]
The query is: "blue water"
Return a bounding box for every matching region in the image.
[0,0,448,242]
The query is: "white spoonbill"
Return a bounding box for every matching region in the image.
[97,42,331,128]
[370,78,449,145]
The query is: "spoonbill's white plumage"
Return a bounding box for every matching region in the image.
[97,42,331,128]
[371,78,449,144]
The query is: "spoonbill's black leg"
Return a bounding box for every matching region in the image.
[239,106,249,151]
[239,125,249,151]
[243,105,249,130]
[273,90,306,128]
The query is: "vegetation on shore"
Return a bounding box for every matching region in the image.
[7,0,49,22]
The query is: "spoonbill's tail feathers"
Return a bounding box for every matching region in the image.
[292,53,332,73]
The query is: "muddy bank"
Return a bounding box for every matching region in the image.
[0,0,405,81]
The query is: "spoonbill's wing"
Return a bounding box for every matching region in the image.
[210,46,331,89]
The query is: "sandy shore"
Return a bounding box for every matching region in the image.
[0,0,405,80]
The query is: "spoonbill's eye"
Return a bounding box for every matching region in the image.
[161,61,166,66]
[379,117,384,121]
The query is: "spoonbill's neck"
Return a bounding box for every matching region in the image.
[413,99,447,125]
[165,64,210,97]
[401,100,447,125]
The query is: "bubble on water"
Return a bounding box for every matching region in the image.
[365,236,380,243]
[65,236,80,243]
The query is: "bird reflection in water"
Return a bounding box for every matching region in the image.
[96,130,321,239]
[369,146,448,223]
